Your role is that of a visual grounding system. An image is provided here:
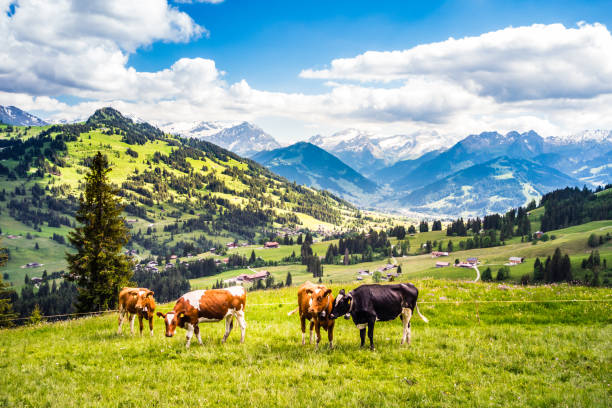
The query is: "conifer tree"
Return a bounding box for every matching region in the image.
[285,272,292,287]
[0,239,17,327]
[249,250,256,264]
[66,152,132,312]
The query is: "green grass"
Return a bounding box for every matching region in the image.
[0,279,610,407]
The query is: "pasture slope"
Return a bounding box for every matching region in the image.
[1,279,610,407]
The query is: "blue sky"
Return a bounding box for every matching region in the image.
[128,0,612,93]
[2,0,612,144]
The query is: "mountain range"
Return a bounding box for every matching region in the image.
[159,120,280,157]
[252,142,378,201]
[0,105,48,126]
[4,105,610,216]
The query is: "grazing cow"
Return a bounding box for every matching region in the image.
[329,283,428,350]
[156,287,246,348]
[287,281,335,349]
[118,287,156,336]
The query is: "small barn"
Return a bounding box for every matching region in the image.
[436,261,450,268]
[264,241,280,249]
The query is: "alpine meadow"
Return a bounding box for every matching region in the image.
[1,1,612,407]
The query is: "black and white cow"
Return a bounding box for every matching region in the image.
[329,283,428,350]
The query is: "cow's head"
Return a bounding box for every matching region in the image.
[330,289,351,319]
[307,286,332,318]
[135,290,155,315]
[156,310,185,337]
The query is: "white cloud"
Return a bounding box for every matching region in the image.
[1,4,612,147]
[300,23,612,102]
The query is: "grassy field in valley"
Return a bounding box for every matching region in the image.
[0,279,610,407]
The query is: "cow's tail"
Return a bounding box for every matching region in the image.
[287,307,298,316]
[415,302,429,323]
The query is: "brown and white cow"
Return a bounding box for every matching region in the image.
[156,287,247,348]
[287,281,335,349]
[118,287,156,336]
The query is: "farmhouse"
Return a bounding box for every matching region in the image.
[264,241,279,249]
[508,256,524,265]
[534,231,543,239]
[226,242,237,248]
[25,262,43,268]
[436,261,450,268]
[378,264,397,272]
[30,277,43,284]
[466,257,479,264]
[236,270,270,283]
[357,269,370,276]
[169,255,178,260]
[431,251,449,257]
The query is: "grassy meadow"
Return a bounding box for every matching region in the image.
[0,279,610,407]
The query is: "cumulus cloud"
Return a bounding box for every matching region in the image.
[300,23,612,102]
[1,3,612,145]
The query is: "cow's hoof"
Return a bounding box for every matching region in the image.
[370,346,375,351]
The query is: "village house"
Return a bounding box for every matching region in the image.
[466,257,479,265]
[534,231,543,239]
[235,270,270,283]
[436,261,450,268]
[508,256,524,265]
[431,251,449,257]
[264,241,279,249]
[169,255,178,260]
[25,262,43,268]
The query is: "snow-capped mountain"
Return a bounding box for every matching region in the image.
[0,106,48,126]
[160,121,280,157]
[307,128,449,175]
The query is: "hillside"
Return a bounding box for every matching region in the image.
[252,142,378,202]
[0,279,610,407]
[0,107,361,286]
[397,156,580,216]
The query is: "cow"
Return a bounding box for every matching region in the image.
[156,287,247,348]
[287,281,335,349]
[117,287,156,336]
[329,283,428,350]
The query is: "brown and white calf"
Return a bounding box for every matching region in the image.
[156,287,247,348]
[288,281,335,349]
[118,287,157,336]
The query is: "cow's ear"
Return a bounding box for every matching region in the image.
[156,312,165,318]
[324,289,332,297]
[147,291,154,297]
[305,288,314,294]
[338,289,345,296]
[177,312,185,319]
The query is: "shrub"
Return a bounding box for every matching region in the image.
[520,274,531,285]
[481,267,492,281]
[496,266,510,281]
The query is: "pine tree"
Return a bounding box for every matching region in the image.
[285,272,292,287]
[249,250,256,264]
[0,239,17,327]
[66,152,133,312]
[447,240,453,252]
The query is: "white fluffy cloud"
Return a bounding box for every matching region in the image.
[1,2,612,145]
[301,23,612,102]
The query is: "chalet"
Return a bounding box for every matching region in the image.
[209,247,216,253]
[378,264,397,272]
[236,270,270,283]
[169,255,178,260]
[356,276,363,281]
[126,219,138,223]
[357,270,370,276]
[457,263,473,268]
[508,257,524,265]
[466,257,479,264]
[431,251,449,257]
[226,242,237,248]
[534,231,543,239]
[264,241,280,249]
[6,235,20,239]
[436,261,450,268]
[25,262,43,268]
[30,277,43,284]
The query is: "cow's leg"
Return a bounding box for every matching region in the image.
[357,323,367,347]
[300,316,307,345]
[235,310,247,344]
[401,308,413,345]
[117,310,125,334]
[309,321,314,344]
[328,323,334,349]
[194,324,203,345]
[222,315,234,343]
[129,314,136,335]
[314,322,322,349]
[185,323,194,348]
[367,320,375,351]
[138,314,144,335]
[148,316,154,337]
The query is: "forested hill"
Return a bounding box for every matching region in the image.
[0,107,358,262]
